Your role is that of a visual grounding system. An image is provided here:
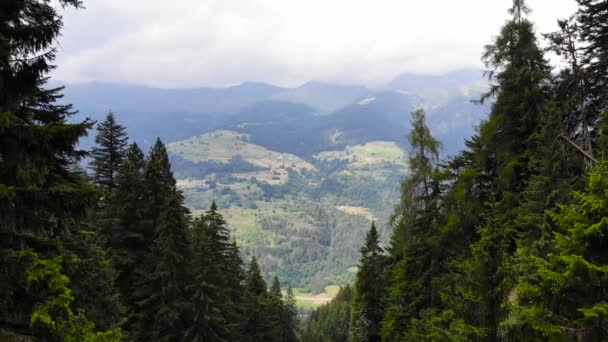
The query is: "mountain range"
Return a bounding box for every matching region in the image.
[61,69,490,293]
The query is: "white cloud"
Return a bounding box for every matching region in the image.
[54,0,578,88]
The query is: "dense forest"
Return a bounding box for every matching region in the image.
[340,0,608,341]
[1,0,608,341]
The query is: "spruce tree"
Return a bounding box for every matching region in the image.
[281,286,299,342]
[242,257,274,342]
[103,143,149,335]
[89,112,128,190]
[381,109,444,340]
[350,223,386,342]
[134,188,192,342]
[576,0,608,119]
[507,161,608,340]
[0,0,120,339]
[187,203,244,341]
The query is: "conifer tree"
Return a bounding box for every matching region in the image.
[389,109,441,257]
[460,0,551,337]
[134,188,192,341]
[187,203,244,341]
[89,112,128,190]
[381,109,444,340]
[507,161,608,340]
[0,0,120,339]
[576,0,608,119]
[350,223,386,342]
[102,143,149,334]
[281,286,299,342]
[242,257,274,341]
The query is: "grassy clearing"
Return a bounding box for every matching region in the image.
[167,130,315,173]
[292,285,342,309]
[335,205,375,221]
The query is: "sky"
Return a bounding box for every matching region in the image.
[55,0,578,88]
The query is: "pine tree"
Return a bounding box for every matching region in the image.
[89,112,128,190]
[461,0,551,337]
[0,0,120,339]
[576,0,608,120]
[269,276,284,339]
[381,109,445,340]
[134,188,192,341]
[242,256,274,342]
[507,161,608,340]
[281,286,299,342]
[350,223,386,342]
[186,203,244,341]
[102,143,149,334]
[389,109,441,257]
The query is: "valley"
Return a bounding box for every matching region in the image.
[63,69,489,294]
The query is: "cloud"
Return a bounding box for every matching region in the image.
[54,0,578,88]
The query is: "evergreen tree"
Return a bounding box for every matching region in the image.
[281,286,299,342]
[186,202,244,341]
[0,0,120,339]
[350,223,386,342]
[242,257,274,341]
[134,188,192,341]
[576,0,608,120]
[103,143,149,335]
[381,109,444,340]
[507,161,608,340]
[89,112,128,190]
[389,109,441,257]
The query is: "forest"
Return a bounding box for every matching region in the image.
[1,0,608,341]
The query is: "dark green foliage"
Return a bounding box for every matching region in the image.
[242,257,276,341]
[350,223,386,342]
[0,0,120,340]
[134,188,192,342]
[302,285,353,342]
[89,112,128,190]
[508,161,608,340]
[102,143,149,328]
[186,202,244,341]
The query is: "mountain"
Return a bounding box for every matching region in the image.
[271,81,370,113]
[60,71,490,292]
[388,69,487,104]
[58,81,285,148]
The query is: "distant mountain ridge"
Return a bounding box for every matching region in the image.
[61,69,489,156]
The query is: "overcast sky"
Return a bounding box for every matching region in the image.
[54,0,578,88]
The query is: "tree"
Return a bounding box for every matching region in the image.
[102,143,149,334]
[507,161,608,340]
[0,0,120,339]
[186,203,244,341]
[576,0,608,122]
[381,109,445,340]
[134,188,192,342]
[350,223,386,342]
[281,286,298,342]
[89,112,128,190]
[242,257,274,342]
[389,109,441,257]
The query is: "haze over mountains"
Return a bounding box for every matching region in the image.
[64,69,490,290]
